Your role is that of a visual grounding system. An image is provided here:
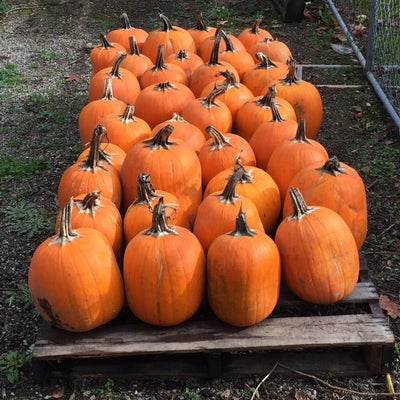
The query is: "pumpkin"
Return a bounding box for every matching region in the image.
[275,187,360,304]
[134,81,195,129]
[187,12,217,49]
[266,119,329,204]
[90,33,126,74]
[274,57,323,139]
[249,37,292,64]
[141,13,196,63]
[207,207,280,327]
[204,158,281,235]
[58,125,122,209]
[242,52,288,96]
[76,140,127,175]
[151,113,206,154]
[106,12,149,52]
[200,70,254,126]
[235,84,297,143]
[78,77,126,146]
[236,18,273,52]
[89,53,141,105]
[181,85,233,138]
[218,29,255,80]
[119,36,153,80]
[282,156,368,248]
[139,44,188,89]
[165,48,204,85]
[198,125,256,188]
[193,166,264,254]
[123,172,190,244]
[124,197,206,326]
[98,104,152,152]
[28,198,124,332]
[189,33,239,98]
[120,124,202,226]
[56,191,123,263]
[249,95,298,169]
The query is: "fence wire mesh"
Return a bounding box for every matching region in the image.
[327,0,400,131]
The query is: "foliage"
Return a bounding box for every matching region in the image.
[0,346,33,383]
[0,63,24,88]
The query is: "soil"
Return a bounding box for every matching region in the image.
[1,0,399,399]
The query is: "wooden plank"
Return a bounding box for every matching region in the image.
[33,313,394,360]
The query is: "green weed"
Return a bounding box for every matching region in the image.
[0,156,49,181]
[0,63,24,88]
[5,283,33,309]
[0,346,33,383]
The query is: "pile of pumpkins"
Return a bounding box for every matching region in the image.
[28,12,368,332]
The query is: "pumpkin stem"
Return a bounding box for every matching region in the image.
[250,18,263,35]
[170,112,187,122]
[205,125,232,150]
[153,44,168,71]
[270,96,286,122]
[194,12,209,32]
[159,13,175,32]
[218,69,240,89]
[292,119,311,144]
[143,124,176,149]
[230,155,254,183]
[317,155,347,176]
[229,206,256,237]
[119,104,136,123]
[218,166,246,204]
[78,190,102,213]
[52,198,79,245]
[287,187,317,220]
[108,53,127,79]
[281,56,300,85]
[133,172,161,206]
[176,48,190,61]
[255,52,279,70]
[144,197,178,236]
[120,12,133,29]
[154,81,177,91]
[102,77,117,100]
[256,83,277,108]
[220,29,235,52]
[82,124,108,171]
[208,30,222,65]
[127,36,141,55]
[99,33,114,49]
[201,85,226,108]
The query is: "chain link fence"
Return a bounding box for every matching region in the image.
[326,0,400,133]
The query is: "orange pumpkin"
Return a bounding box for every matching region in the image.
[123,172,190,244]
[124,197,206,326]
[28,199,124,332]
[282,156,368,248]
[249,37,292,64]
[165,48,204,85]
[58,125,122,209]
[106,12,149,52]
[187,12,217,49]
[193,166,264,254]
[275,187,360,304]
[141,13,196,63]
[236,18,273,52]
[207,207,280,327]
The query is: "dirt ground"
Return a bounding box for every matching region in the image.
[0,0,399,399]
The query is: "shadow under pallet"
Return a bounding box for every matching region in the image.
[32,265,395,381]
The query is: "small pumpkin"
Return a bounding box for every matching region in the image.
[236,18,273,52]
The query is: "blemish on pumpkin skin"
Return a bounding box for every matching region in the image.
[37,297,67,329]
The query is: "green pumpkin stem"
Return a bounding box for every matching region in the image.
[144,197,178,236]
[205,125,232,150]
[229,206,256,237]
[143,124,175,149]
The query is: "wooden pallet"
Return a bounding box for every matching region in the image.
[32,265,395,381]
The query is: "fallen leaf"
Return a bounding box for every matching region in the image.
[379,295,400,319]
[295,389,313,400]
[64,74,82,82]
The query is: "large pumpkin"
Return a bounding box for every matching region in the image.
[275,187,360,304]
[124,197,206,326]
[28,199,124,332]
[207,207,280,327]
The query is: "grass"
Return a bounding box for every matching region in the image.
[0,63,25,88]
[0,156,49,181]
